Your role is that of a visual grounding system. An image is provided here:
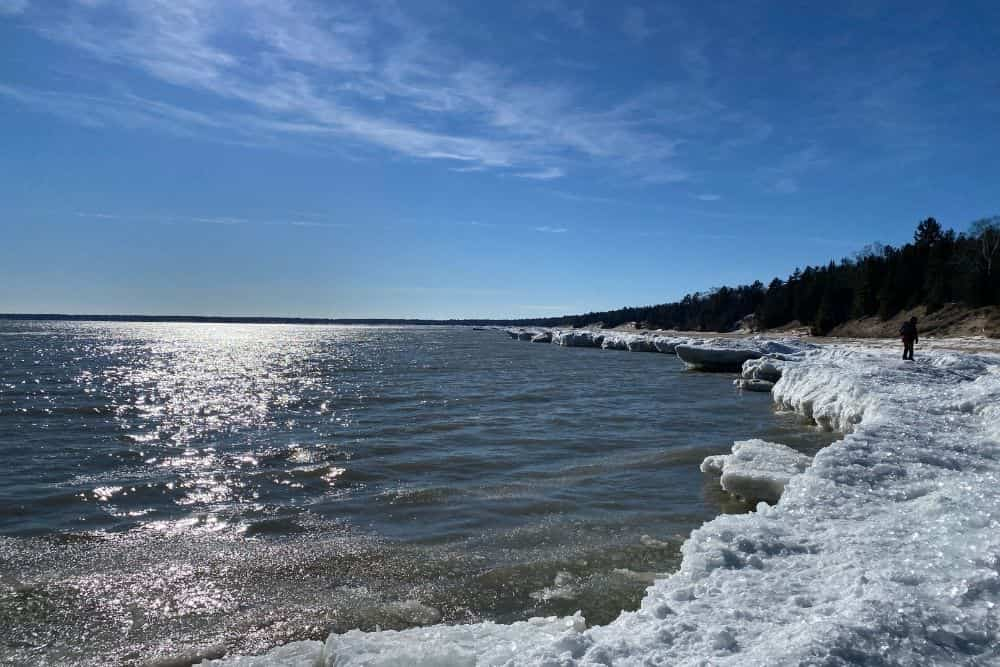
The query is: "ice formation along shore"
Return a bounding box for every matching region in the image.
[208,333,1000,665]
[699,439,811,505]
[504,327,808,372]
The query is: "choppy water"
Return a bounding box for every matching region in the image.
[0,322,836,665]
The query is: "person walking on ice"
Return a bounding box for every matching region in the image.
[900,316,918,360]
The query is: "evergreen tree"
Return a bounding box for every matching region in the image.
[508,216,1000,333]
[914,217,943,246]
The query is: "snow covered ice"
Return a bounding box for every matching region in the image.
[201,641,325,667]
[675,342,762,371]
[209,342,1000,665]
[676,337,810,372]
[700,439,811,504]
[550,330,604,348]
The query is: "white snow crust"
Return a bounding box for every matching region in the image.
[676,338,810,371]
[543,329,809,369]
[209,343,1000,666]
[700,439,811,504]
[550,330,604,348]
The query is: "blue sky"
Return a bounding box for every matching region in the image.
[1,1,998,318]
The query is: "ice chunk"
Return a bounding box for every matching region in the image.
[741,357,783,382]
[734,378,774,392]
[551,330,603,347]
[323,613,587,666]
[505,328,538,341]
[601,334,629,350]
[626,337,657,353]
[700,439,811,503]
[676,343,762,371]
[677,337,814,372]
[652,336,686,354]
[199,641,323,666]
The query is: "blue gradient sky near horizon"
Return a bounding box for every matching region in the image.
[1,1,998,319]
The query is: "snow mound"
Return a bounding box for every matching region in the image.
[505,328,542,341]
[601,333,630,350]
[542,329,697,355]
[741,357,783,382]
[700,439,811,503]
[652,336,686,354]
[551,330,603,348]
[626,337,657,353]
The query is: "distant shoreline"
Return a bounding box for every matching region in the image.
[4,304,997,339]
[0,313,536,327]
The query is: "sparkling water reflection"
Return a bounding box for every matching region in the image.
[0,322,836,664]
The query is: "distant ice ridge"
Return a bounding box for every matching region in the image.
[508,328,813,372]
[675,338,811,372]
[208,344,1000,665]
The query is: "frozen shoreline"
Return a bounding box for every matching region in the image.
[209,334,1000,665]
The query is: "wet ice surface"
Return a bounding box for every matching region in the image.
[0,322,835,665]
[232,342,1000,665]
[699,439,811,504]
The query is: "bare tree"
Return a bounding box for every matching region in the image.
[970,216,1000,277]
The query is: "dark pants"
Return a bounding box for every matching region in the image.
[902,337,915,360]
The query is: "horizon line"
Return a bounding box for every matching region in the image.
[0,313,566,324]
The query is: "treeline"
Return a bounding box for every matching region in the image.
[530,216,1000,334]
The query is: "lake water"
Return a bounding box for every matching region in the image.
[0,322,836,665]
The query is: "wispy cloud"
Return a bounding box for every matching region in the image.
[449,165,487,173]
[535,225,568,233]
[0,85,231,141]
[516,167,565,180]
[76,211,342,229]
[7,1,720,186]
[550,190,622,205]
[759,144,830,195]
[694,193,721,201]
[283,220,341,228]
